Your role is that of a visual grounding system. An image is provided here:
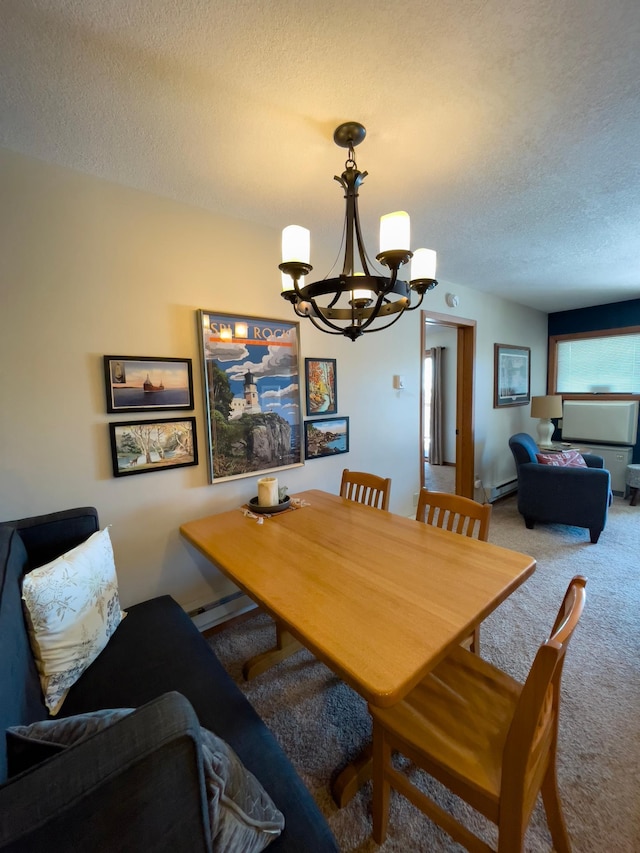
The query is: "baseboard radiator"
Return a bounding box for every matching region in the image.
[488,478,518,503]
[186,591,256,632]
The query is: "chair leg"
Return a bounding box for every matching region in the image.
[461,625,480,655]
[372,718,392,844]
[541,766,572,853]
[497,813,527,853]
[524,518,535,529]
[589,528,601,544]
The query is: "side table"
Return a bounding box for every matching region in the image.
[626,464,640,506]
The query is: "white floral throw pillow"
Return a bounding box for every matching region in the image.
[22,527,126,715]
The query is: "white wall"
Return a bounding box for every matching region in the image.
[420,289,549,489]
[0,148,548,611]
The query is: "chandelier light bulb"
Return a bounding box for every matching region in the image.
[379,211,410,253]
[411,248,437,282]
[351,272,374,304]
[281,271,294,293]
[282,225,310,264]
[281,271,304,292]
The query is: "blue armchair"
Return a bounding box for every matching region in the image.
[508,433,612,543]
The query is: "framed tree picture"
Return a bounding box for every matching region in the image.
[494,343,531,408]
[109,417,198,477]
[305,358,338,416]
[198,310,304,483]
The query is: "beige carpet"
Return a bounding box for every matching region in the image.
[209,495,640,852]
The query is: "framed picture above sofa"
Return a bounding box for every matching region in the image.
[109,417,198,477]
[103,356,194,413]
[198,310,303,483]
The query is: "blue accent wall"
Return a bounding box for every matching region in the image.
[548,297,640,336]
[548,297,640,463]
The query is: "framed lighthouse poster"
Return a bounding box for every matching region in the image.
[198,310,304,483]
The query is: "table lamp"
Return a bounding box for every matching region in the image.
[530,395,563,446]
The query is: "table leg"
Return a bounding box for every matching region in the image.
[242,621,302,680]
[331,743,373,807]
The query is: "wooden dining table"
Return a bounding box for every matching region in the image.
[180,489,535,805]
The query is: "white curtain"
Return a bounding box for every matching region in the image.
[429,347,445,465]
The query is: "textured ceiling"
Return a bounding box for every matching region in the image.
[1,0,639,313]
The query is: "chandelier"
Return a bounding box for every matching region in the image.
[279,121,438,341]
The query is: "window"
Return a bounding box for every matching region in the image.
[550,328,640,396]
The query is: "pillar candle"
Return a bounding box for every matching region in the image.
[257,476,279,507]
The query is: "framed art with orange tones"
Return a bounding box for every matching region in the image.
[305,357,337,416]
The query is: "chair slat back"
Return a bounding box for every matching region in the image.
[340,469,391,511]
[416,488,491,541]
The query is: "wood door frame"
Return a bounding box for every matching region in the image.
[421,310,476,498]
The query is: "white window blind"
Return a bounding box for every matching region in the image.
[557,333,640,393]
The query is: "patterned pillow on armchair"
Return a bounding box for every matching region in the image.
[535,450,587,468]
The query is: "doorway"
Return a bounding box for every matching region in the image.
[421,310,476,498]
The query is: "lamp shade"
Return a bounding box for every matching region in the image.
[379,211,410,253]
[530,395,563,419]
[410,248,437,281]
[282,225,310,264]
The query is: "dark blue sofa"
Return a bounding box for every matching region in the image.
[0,508,338,852]
[509,433,612,543]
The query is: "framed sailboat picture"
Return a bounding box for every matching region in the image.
[103,356,194,413]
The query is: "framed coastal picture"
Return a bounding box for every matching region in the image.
[103,356,194,413]
[198,310,303,483]
[305,357,337,416]
[494,344,531,408]
[109,417,198,477]
[304,416,350,460]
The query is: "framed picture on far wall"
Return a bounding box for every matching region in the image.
[103,356,194,413]
[198,310,304,483]
[305,357,337,416]
[109,417,198,477]
[304,416,349,459]
[494,343,531,408]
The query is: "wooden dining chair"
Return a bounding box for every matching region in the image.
[416,488,492,653]
[370,574,587,853]
[416,487,491,539]
[340,469,391,511]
